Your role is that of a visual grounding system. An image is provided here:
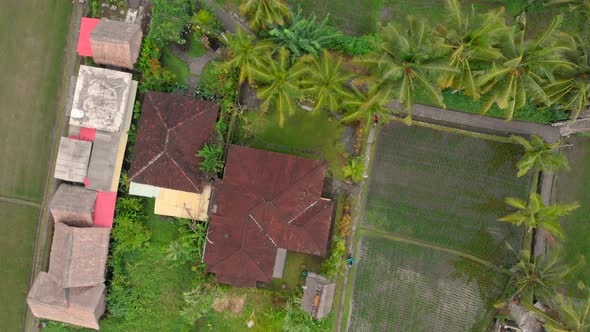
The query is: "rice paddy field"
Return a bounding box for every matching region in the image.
[348,123,530,331]
[350,235,508,331]
[0,1,71,331]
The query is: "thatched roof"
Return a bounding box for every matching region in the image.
[69,65,133,133]
[54,137,92,183]
[49,184,97,227]
[301,272,336,319]
[27,272,105,330]
[90,18,142,69]
[47,222,111,288]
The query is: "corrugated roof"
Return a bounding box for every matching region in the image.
[54,137,92,183]
[77,18,100,57]
[129,91,219,194]
[204,145,334,287]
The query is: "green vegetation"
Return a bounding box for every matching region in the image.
[0,1,70,330]
[270,252,322,290]
[234,107,346,179]
[225,28,274,85]
[186,33,206,57]
[350,235,507,331]
[240,0,290,31]
[162,48,190,85]
[197,143,225,174]
[149,0,192,45]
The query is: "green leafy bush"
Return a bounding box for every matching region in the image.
[281,298,331,331]
[267,8,341,60]
[150,0,192,45]
[328,34,380,56]
[88,0,101,18]
[166,218,210,266]
[197,143,225,174]
[111,197,151,255]
[191,8,223,36]
[343,156,365,183]
[136,37,176,92]
[180,284,219,323]
[321,236,346,279]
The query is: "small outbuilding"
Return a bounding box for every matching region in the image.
[301,272,336,319]
[47,222,111,288]
[27,272,106,330]
[90,18,142,69]
[54,137,92,183]
[49,184,97,227]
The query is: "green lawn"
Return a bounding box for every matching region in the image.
[0,1,71,331]
[350,235,507,331]
[0,202,41,332]
[234,109,347,179]
[269,252,323,291]
[365,122,530,264]
[554,137,590,284]
[162,48,190,85]
[187,33,207,58]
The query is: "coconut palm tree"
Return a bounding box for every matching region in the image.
[240,0,290,31]
[225,28,274,85]
[512,135,569,177]
[524,284,590,332]
[499,193,579,240]
[436,0,506,99]
[366,16,458,123]
[341,81,395,125]
[477,15,576,120]
[545,37,590,121]
[300,49,353,112]
[251,48,309,127]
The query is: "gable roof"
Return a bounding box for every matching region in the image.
[47,222,111,288]
[77,18,100,57]
[129,91,219,193]
[204,145,334,287]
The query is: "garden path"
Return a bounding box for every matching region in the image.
[200,0,253,34]
[169,44,219,95]
[389,101,561,143]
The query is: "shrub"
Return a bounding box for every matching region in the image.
[191,8,223,36]
[88,0,101,18]
[281,298,330,331]
[136,37,176,92]
[111,197,151,254]
[342,156,365,183]
[321,236,346,279]
[166,218,210,266]
[180,284,219,323]
[338,214,352,238]
[197,143,225,174]
[150,0,192,45]
[328,34,380,56]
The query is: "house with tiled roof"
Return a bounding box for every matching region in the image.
[204,145,334,287]
[129,91,219,220]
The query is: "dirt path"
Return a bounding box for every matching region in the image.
[24,3,82,331]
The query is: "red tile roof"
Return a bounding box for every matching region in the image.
[77,18,100,57]
[129,91,219,193]
[204,145,334,287]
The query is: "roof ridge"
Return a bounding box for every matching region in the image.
[269,160,325,202]
[241,247,273,281]
[248,213,278,247]
[150,92,169,129]
[164,151,201,192]
[128,150,165,180]
[168,100,214,131]
[232,147,268,202]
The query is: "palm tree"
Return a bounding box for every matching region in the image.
[512,135,569,177]
[477,15,575,120]
[545,37,590,121]
[240,0,290,31]
[499,193,579,240]
[366,16,458,123]
[341,81,394,125]
[225,28,274,85]
[300,50,352,112]
[525,284,590,332]
[436,0,506,99]
[251,48,309,127]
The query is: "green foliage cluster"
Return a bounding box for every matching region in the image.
[267,8,341,60]
[180,284,219,323]
[321,236,346,279]
[88,0,101,18]
[327,33,380,56]
[280,298,331,331]
[165,218,210,266]
[149,0,192,46]
[195,62,239,112]
[136,36,176,92]
[192,8,223,37]
[342,156,365,183]
[197,143,225,174]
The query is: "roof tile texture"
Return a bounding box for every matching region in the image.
[129,91,219,193]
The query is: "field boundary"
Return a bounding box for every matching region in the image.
[0,196,41,209]
[24,3,82,332]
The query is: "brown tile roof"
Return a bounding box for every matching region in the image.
[47,222,111,288]
[129,91,219,193]
[204,145,334,287]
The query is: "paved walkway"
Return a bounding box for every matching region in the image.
[24,3,83,332]
[389,101,561,143]
[169,44,219,94]
[201,0,253,34]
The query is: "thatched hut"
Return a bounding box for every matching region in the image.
[47,222,111,288]
[301,272,336,319]
[54,137,92,183]
[27,272,106,330]
[90,18,142,69]
[49,184,97,227]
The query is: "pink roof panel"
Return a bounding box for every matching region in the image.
[77,18,100,57]
[93,191,116,228]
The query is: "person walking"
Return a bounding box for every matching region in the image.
[372,113,380,127]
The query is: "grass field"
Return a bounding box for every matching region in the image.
[162,48,190,85]
[0,1,71,331]
[365,122,529,263]
[554,137,590,284]
[235,109,346,179]
[350,235,508,331]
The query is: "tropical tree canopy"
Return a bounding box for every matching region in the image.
[512,135,569,177]
[545,36,590,121]
[477,15,576,120]
[367,17,458,123]
[498,193,579,239]
[341,81,395,125]
[225,28,274,84]
[300,49,352,112]
[240,0,290,31]
[252,48,309,127]
[436,0,506,99]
